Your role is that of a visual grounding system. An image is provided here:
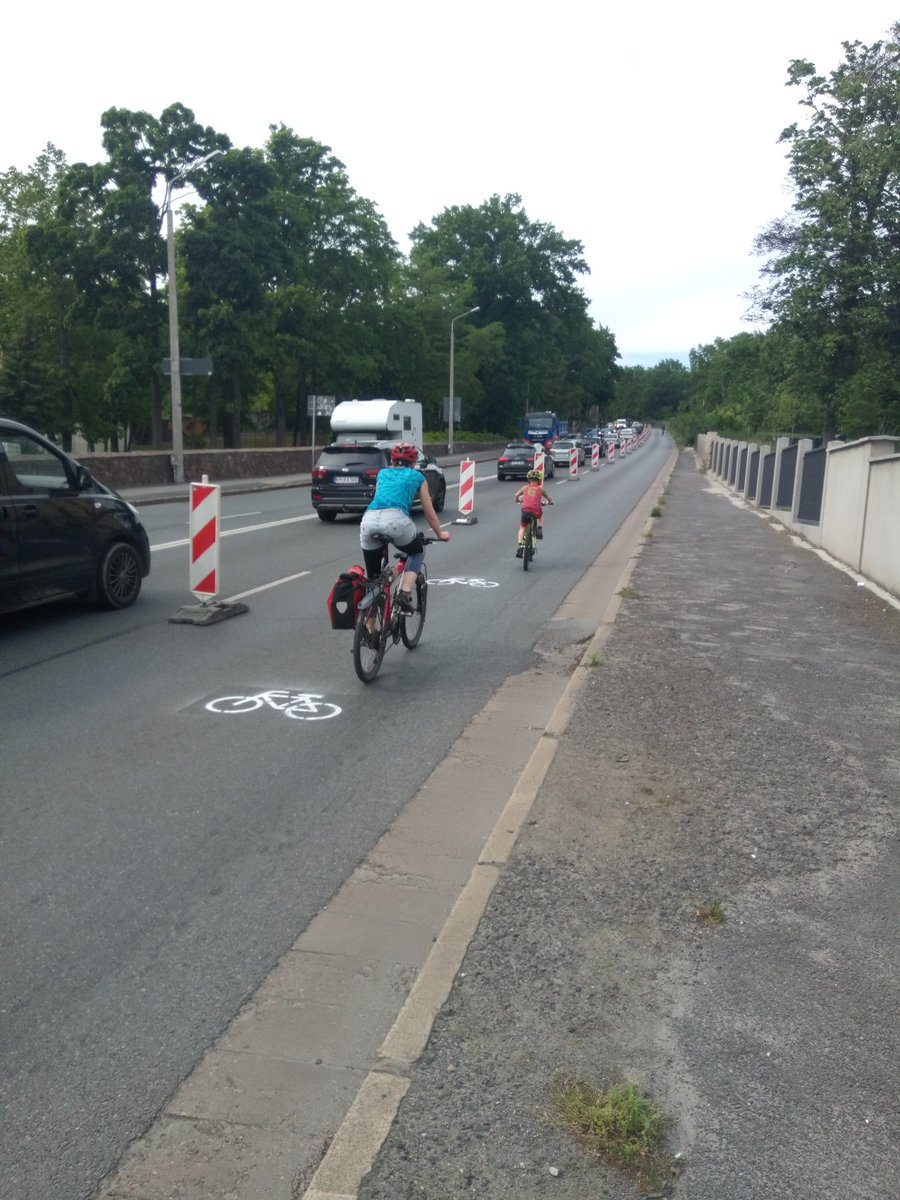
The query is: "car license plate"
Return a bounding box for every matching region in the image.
[334,476,359,484]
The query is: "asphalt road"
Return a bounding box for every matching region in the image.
[0,439,671,1200]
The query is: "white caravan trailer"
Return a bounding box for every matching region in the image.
[329,399,423,449]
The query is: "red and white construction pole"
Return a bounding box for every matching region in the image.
[454,458,478,526]
[169,475,249,624]
[190,478,220,599]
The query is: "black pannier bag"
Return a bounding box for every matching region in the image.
[327,565,367,630]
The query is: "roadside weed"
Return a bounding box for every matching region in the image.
[618,586,639,600]
[551,1078,676,1191]
[696,900,725,925]
[650,505,663,517]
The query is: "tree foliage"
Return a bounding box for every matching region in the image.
[750,23,900,437]
[2,35,897,452]
[409,194,617,434]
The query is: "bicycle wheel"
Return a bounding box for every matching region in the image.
[206,695,263,714]
[523,521,534,570]
[401,570,428,648]
[353,595,386,682]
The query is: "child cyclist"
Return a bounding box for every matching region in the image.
[514,468,553,557]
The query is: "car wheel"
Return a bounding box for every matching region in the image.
[432,480,446,513]
[317,510,337,522]
[498,473,505,481]
[96,541,142,609]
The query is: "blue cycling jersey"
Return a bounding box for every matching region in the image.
[368,466,424,513]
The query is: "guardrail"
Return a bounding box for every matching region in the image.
[697,432,900,598]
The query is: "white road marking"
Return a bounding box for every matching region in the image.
[152,513,318,551]
[224,570,311,602]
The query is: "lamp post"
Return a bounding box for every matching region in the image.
[163,149,222,484]
[448,306,479,457]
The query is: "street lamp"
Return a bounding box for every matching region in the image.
[448,306,479,457]
[163,149,223,484]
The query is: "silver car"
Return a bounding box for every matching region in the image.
[549,439,585,467]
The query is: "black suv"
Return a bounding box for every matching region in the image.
[496,441,556,481]
[0,417,151,615]
[311,442,447,521]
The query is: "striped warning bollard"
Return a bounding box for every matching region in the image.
[533,446,545,479]
[454,457,478,525]
[569,444,580,481]
[190,479,220,599]
[169,475,249,624]
[590,442,600,471]
[607,441,615,465]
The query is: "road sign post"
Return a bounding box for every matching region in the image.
[308,396,336,471]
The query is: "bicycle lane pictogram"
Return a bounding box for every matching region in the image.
[428,577,499,588]
[203,689,342,720]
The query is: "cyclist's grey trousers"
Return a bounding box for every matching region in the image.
[360,508,424,579]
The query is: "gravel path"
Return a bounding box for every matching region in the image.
[356,453,900,1200]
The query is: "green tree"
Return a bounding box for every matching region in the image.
[410,193,616,434]
[0,146,76,437]
[752,24,900,437]
[55,103,230,446]
[181,126,401,446]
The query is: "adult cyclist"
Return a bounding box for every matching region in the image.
[513,468,553,557]
[359,442,450,609]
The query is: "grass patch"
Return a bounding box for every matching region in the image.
[586,652,604,667]
[650,505,663,517]
[696,900,725,926]
[618,586,639,600]
[551,1078,677,1192]
[642,529,655,538]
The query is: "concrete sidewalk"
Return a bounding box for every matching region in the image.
[347,453,900,1200]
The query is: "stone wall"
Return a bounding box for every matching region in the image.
[77,443,505,491]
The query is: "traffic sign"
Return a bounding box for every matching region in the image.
[162,357,213,376]
[307,395,336,417]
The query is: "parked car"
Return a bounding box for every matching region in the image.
[496,441,556,481]
[549,438,586,467]
[0,416,151,616]
[311,442,446,521]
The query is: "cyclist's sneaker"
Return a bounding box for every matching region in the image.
[397,589,415,612]
[537,528,543,539]
[515,545,524,558]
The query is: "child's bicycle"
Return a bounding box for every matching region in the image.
[352,536,437,683]
[517,500,550,571]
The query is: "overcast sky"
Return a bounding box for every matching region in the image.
[3,1,896,366]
